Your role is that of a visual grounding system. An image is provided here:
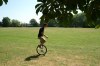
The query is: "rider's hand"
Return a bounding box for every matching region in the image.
[44,34,48,38]
[46,36,48,38]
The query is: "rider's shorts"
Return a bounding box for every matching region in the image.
[38,36,46,43]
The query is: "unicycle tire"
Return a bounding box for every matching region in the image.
[36,45,47,55]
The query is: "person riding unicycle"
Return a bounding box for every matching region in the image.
[38,23,48,47]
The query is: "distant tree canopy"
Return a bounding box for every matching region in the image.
[30,18,39,27]
[35,0,100,25]
[0,21,2,26]
[2,17,11,27]
[11,19,20,27]
[48,19,58,27]
[0,0,8,6]
[0,17,39,27]
[71,13,87,27]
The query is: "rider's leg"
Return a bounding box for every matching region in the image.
[39,37,46,48]
[38,37,45,48]
[40,37,46,45]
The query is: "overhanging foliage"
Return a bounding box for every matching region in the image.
[35,0,100,24]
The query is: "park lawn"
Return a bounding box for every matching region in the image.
[0,27,100,66]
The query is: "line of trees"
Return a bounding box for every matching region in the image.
[41,13,100,28]
[0,13,100,28]
[0,17,39,27]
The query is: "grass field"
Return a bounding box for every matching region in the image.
[0,27,100,66]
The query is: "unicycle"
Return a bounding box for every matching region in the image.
[36,44,47,55]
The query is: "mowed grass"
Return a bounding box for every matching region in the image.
[0,27,100,66]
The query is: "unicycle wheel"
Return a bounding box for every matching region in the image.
[36,45,47,55]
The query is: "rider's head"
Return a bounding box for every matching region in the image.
[43,23,48,28]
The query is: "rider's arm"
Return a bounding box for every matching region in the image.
[44,34,48,38]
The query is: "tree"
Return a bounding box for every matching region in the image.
[0,0,8,6]
[20,23,30,27]
[0,21,2,26]
[95,18,100,28]
[35,0,100,26]
[85,0,100,22]
[48,19,58,27]
[2,17,11,27]
[11,19,20,27]
[30,18,39,27]
[71,13,87,27]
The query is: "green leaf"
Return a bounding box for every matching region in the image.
[40,5,44,12]
[4,0,8,4]
[37,0,42,2]
[0,0,3,6]
[40,15,45,22]
[43,7,48,15]
[36,6,41,15]
[35,3,42,9]
[73,10,78,14]
[0,0,8,6]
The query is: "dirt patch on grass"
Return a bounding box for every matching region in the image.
[1,54,99,66]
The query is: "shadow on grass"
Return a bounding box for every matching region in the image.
[25,54,45,61]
